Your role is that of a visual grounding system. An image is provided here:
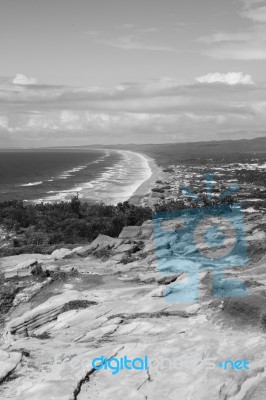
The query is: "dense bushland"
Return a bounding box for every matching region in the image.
[0,197,152,256]
[0,191,237,257]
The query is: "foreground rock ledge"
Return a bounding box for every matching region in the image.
[1,220,266,400]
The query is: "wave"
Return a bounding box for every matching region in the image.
[20,181,43,187]
[36,150,152,205]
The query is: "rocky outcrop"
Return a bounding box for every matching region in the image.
[4,291,91,341]
[2,259,38,279]
[1,218,266,400]
[76,234,123,257]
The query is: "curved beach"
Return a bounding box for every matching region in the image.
[129,153,161,205]
[37,149,157,205]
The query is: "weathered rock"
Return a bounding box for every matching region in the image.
[223,294,266,327]
[156,274,180,285]
[139,221,153,239]
[77,235,122,257]
[13,278,52,306]
[2,215,266,400]
[4,290,88,340]
[0,349,22,383]
[50,248,73,260]
[118,226,142,239]
[3,259,38,279]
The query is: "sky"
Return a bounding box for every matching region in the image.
[0,0,266,147]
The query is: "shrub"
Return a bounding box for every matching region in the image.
[163,168,174,173]
[152,188,164,193]
[0,199,152,256]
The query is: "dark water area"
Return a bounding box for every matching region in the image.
[0,148,151,204]
[0,149,118,202]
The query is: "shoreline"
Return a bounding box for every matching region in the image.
[90,148,160,206]
[36,148,158,206]
[1,148,160,207]
[128,152,161,206]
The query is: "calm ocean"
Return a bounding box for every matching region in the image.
[0,149,151,204]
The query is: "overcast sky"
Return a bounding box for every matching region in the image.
[0,0,266,147]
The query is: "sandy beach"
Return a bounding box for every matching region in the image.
[128,152,162,206]
[28,149,156,206]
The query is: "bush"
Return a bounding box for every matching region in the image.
[0,198,152,256]
[152,188,165,193]
[163,168,174,173]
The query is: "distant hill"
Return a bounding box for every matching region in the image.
[31,136,266,166]
[84,136,266,166]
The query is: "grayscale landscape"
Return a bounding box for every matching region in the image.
[1,1,266,399]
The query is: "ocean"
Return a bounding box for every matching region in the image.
[0,149,152,204]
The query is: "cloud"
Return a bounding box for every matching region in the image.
[84,30,99,37]
[200,0,266,60]
[198,32,250,44]
[0,115,9,129]
[96,35,178,52]
[89,26,177,53]
[240,0,266,9]
[196,72,255,85]
[241,5,266,22]
[203,46,266,60]
[116,23,136,29]
[1,76,266,146]
[12,74,37,85]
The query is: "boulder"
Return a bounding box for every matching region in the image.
[50,248,73,260]
[3,259,38,279]
[149,286,173,297]
[118,226,142,239]
[139,221,153,239]
[77,235,122,257]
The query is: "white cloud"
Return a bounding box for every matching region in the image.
[1,76,266,145]
[116,23,136,29]
[60,110,80,123]
[196,72,255,85]
[84,30,99,37]
[200,0,266,60]
[203,46,266,60]
[198,32,250,44]
[241,5,266,22]
[12,74,37,85]
[0,115,9,129]
[240,0,266,9]
[95,35,179,52]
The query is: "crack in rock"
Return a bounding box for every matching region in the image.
[108,309,191,321]
[137,368,152,391]
[72,346,124,400]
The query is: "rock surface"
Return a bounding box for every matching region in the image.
[1,218,266,400]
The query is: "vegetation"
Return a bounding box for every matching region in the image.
[0,179,239,257]
[151,188,165,193]
[0,197,152,256]
[162,168,174,173]
[154,194,235,213]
